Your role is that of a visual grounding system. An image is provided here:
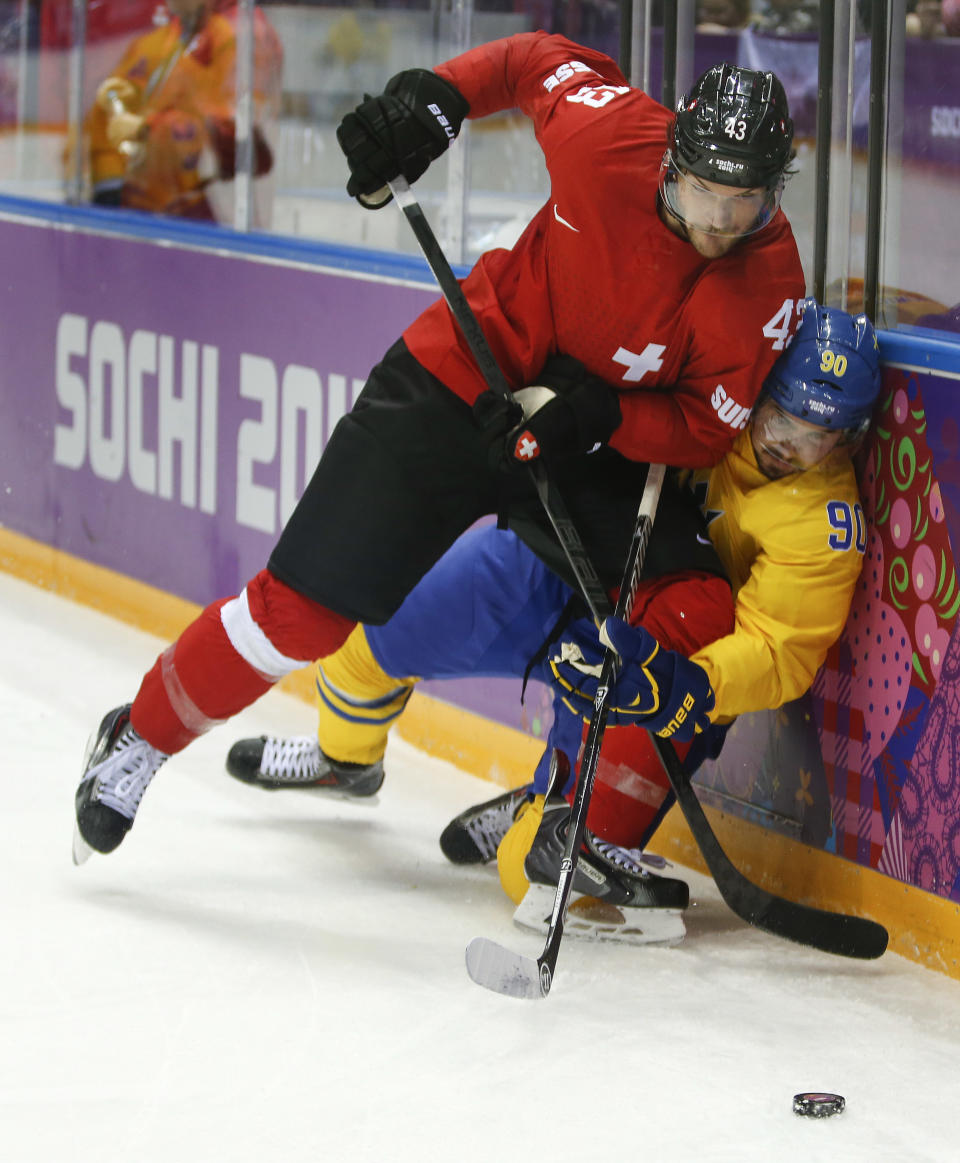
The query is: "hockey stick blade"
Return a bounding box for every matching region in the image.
[465,937,550,1000]
[655,738,888,960]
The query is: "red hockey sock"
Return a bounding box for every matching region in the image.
[583,727,692,848]
[130,569,354,754]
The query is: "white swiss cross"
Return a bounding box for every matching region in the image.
[612,344,667,383]
[515,432,540,461]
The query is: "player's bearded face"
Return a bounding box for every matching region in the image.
[659,152,782,258]
[751,396,844,479]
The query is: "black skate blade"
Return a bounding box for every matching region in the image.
[73,728,97,866]
[303,786,382,806]
[465,937,548,1000]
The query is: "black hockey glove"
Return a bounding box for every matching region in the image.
[473,389,524,453]
[336,69,470,209]
[549,616,715,742]
[476,354,622,472]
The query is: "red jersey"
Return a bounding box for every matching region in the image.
[402,32,805,468]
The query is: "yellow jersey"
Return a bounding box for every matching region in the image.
[691,428,866,720]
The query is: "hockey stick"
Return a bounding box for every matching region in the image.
[382,176,667,995]
[466,465,664,998]
[651,736,888,959]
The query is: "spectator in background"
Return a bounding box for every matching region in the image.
[752,0,820,35]
[321,5,393,121]
[906,0,946,37]
[83,0,279,222]
[218,0,283,124]
[697,0,751,32]
[943,0,960,34]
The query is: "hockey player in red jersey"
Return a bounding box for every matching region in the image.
[72,34,804,863]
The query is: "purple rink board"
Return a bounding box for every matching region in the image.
[0,210,542,737]
[0,215,436,603]
[7,206,960,903]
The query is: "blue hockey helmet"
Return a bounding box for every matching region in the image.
[762,299,881,440]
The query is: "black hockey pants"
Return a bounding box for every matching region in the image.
[268,340,724,625]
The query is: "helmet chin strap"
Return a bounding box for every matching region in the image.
[656,190,690,242]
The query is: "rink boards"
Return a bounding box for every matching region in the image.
[2,198,960,978]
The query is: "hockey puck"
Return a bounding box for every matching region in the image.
[792,1092,845,1118]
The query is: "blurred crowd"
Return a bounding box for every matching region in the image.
[697,0,960,37]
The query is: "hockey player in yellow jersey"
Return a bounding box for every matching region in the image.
[226,300,881,940]
[686,399,868,719]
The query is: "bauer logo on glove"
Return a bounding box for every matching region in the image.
[336,68,470,207]
[548,616,714,743]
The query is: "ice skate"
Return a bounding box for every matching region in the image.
[514,798,688,945]
[73,704,168,865]
[225,735,384,800]
[439,784,534,864]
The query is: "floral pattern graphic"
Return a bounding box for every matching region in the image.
[811,369,960,892]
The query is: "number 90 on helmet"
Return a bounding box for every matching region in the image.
[762,299,882,443]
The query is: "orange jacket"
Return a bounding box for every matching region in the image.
[87,8,272,218]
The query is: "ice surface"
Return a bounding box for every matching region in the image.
[1,569,958,1163]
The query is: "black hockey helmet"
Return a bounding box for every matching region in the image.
[673,62,794,190]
